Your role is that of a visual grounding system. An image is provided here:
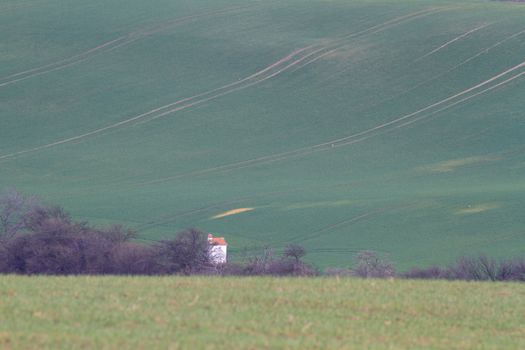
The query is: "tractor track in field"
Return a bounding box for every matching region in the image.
[335,6,456,43]
[287,212,382,244]
[0,5,253,88]
[414,23,492,62]
[127,44,318,126]
[139,58,525,184]
[307,247,392,255]
[311,67,525,149]
[360,27,525,115]
[284,203,417,245]
[0,5,485,164]
[286,6,457,74]
[0,1,33,14]
[290,49,338,72]
[0,44,318,161]
[132,46,325,126]
[0,37,126,82]
[394,70,525,128]
[130,4,458,129]
[333,64,525,143]
[0,36,127,88]
[0,45,347,159]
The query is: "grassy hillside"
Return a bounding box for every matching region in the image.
[0,276,524,349]
[1,0,525,269]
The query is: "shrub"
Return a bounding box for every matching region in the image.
[110,242,161,275]
[404,256,525,282]
[156,228,213,275]
[214,261,245,276]
[403,266,453,280]
[354,251,396,278]
[238,245,315,276]
[506,259,525,281]
[242,247,275,275]
[0,216,136,275]
[4,221,85,275]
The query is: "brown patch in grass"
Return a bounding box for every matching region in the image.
[419,156,499,173]
[212,208,254,219]
[456,203,501,215]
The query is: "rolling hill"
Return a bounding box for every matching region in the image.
[1,0,525,269]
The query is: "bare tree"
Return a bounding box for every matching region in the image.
[239,245,315,276]
[284,244,306,263]
[0,188,40,239]
[23,204,70,232]
[243,246,275,275]
[110,242,161,275]
[403,266,452,280]
[404,256,525,282]
[354,251,396,278]
[157,228,212,275]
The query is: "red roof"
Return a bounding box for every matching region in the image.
[208,234,227,246]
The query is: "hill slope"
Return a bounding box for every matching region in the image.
[1,0,525,269]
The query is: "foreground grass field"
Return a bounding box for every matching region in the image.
[1,0,525,269]
[0,276,524,349]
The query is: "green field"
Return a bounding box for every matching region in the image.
[0,276,523,349]
[1,0,525,269]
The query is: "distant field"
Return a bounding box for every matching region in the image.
[1,0,525,269]
[0,276,523,349]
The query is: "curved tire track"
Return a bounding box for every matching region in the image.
[0,5,253,88]
[414,23,492,62]
[139,59,525,184]
[0,44,320,161]
[0,6,466,162]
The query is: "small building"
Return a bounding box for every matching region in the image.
[208,234,227,264]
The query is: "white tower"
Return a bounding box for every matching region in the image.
[208,234,227,264]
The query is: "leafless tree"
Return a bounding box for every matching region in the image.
[0,188,41,239]
[284,244,306,263]
[243,246,275,275]
[403,266,452,280]
[354,251,396,278]
[157,228,212,275]
[110,242,161,275]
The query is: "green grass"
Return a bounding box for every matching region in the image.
[1,0,525,269]
[0,276,523,349]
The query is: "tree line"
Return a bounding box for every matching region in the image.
[1,189,524,281]
[0,189,314,276]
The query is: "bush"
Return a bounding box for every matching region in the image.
[242,247,275,275]
[403,266,453,280]
[500,259,525,281]
[221,245,315,276]
[110,242,161,275]
[156,229,213,275]
[404,256,525,282]
[0,215,138,275]
[215,261,246,276]
[354,251,396,278]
